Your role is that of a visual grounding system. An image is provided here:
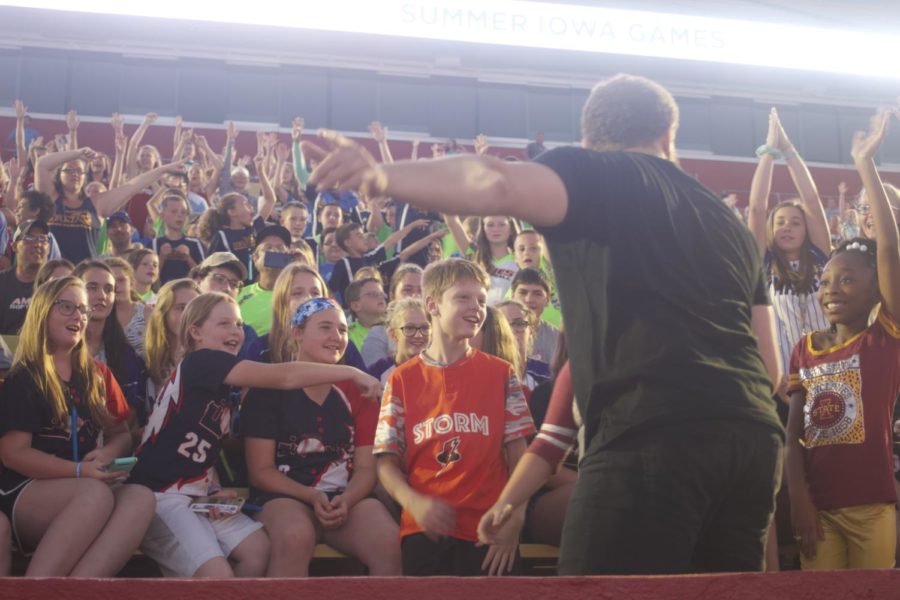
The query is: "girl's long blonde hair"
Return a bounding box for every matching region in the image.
[270,264,328,363]
[178,292,237,353]
[12,277,108,425]
[145,278,201,386]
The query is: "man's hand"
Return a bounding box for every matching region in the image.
[305,130,388,198]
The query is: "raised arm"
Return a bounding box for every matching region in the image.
[365,196,387,233]
[748,109,779,258]
[850,108,900,319]
[410,139,420,161]
[396,229,447,262]
[305,132,568,228]
[290,117,311,188]
[173,115,183,158]
[5,157,21,212]
[774,110,831,252]
[110,131,128,189]
[253,155,276,222]
[380,218,429,251]
[443,214,471,255]
[65,109,79,150]
[14,100,27,163]
[369,121,394,164]
[125,112,157,178]
[35,148,94,196]
[217,121,238,197]
[93,161,186,218]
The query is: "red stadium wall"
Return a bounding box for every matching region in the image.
[2,571,900,600]
[4,115,899,210]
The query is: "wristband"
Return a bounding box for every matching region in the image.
[755,144,782,159]
[75,461,82,478]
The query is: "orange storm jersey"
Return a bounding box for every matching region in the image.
[373,348,535,542]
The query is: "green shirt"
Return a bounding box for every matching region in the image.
[348,321,370,352]
[237,283,274,336]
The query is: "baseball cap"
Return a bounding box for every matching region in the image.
[13,219,49,243]
[106,211,132,225]
[198,252,248,281]
[256,224,292,249]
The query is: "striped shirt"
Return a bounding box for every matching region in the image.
[765,246,830,373]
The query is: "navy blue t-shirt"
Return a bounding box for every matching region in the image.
[208,216,265,283]
[152,236,206,284]
[50,195,100,264]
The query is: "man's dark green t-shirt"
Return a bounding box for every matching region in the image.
[535,147,783,455]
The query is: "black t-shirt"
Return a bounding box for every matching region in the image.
[152,236,206,284]
[535,147,782,451]
[328,246,387,305]
[0,368,102,493]
[130,349,242,494]
[0,269,35,335]
[49,195,100,264]
[208,216,265,283]
[241,381,378,501]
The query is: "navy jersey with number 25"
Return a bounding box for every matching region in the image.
[130,349,242,495]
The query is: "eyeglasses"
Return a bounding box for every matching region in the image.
[856,204,871,215]
[53,299,91,318]
[20,234,49,245]
[61,168,85,175]
[508,319,531,331]
[209,273,243,292]
[399,325,431,338]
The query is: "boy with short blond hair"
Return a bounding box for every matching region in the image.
[374,258,535,576]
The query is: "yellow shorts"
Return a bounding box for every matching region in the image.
[800,503,896,570]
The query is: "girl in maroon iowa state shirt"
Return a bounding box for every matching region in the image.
[786,108,900,571]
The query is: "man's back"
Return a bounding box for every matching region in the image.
[535,147,782,451]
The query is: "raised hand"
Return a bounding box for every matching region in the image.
[115,133,128,154]
[66,109,79,131]
[28,136,44,153]
[14,100,27,120]
[765,108,780,149]
[291,117,305,142]
[851,107,895,163]
[837,181,848,196]
[369,121,387,143]
[227,121,239,142]
[474,133,489,156]
[275,142,290,162]
[142,112,158,126]
[306,130,388,198]
[77,147,98,161]
[111,112,125,135]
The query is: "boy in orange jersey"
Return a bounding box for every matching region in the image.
[374,258,535,576]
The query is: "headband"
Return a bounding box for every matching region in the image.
[292,297,340,328]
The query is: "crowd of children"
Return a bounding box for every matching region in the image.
[0,80,897,579]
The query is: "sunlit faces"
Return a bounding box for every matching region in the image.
[15,228,50,267]
[498,302,532,358]
[394,272,423,300]
[319,205,343,230]
[427,277,487,341]
[230,170,249,191]
[110,267,133,301]
[188,300,245,355]
[228,197,255,228]
[188,163,205,186]
[771,205,806,257]
[353,280,387,317]
[48,285,90,352]
[137,146,158,170]
[165,287,200,336]
[293,308,348,365]
[345,227,369,255]
[135,254,159,288]
[161,197,189,231]
[514,231,544,269]
[289,271,325,317]
[513,283,549,319]
[81,267,115,321]
[200,267,244,298]
[483,215,512,245]
[393,307,431,360]
[817,252,879,327]
[322,231,346,263]
[107,218,133,247]
[281,205,309,239]
[59,160,86,192]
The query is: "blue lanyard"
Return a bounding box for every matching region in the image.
[70,406,79,463]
